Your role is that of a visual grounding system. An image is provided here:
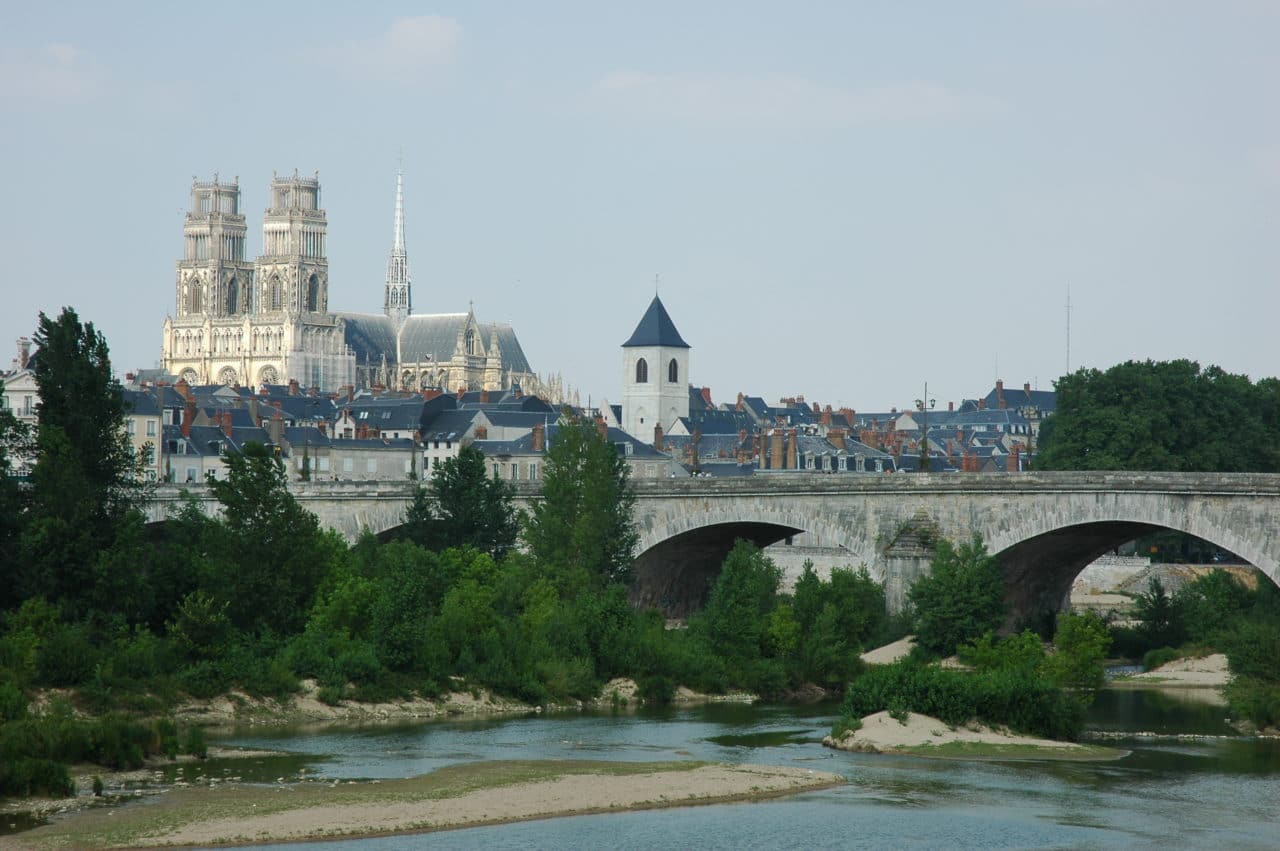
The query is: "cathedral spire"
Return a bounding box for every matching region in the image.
[384,167,412,326]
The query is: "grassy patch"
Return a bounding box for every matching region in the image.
[13,760,710,850]
[889,741,1127,762]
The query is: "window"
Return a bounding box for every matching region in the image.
[367,459,377,474]
[492,464,500,478]
[635,358,648,383]
[126,420,136,435]
[529,463,538,480]
[423,456,430,471]
[318,457,330,472]
[668,358,678,383]
[343,458,354,473]
[185,467,198,483]
[146,420,157,437]
[511,463,519,480]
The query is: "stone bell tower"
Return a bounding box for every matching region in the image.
[255,170,329,318]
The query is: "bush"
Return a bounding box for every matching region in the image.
[1142,646,1183,672]
[182,725,207,759]
[1044,613,1111,690]
[1224,677,1280,729]
[637,674,675,705]
[0,757,74,797]
[839,660,1085,741]
[0,680,28,721]
[35,622,100,686]
[177,661,232,699]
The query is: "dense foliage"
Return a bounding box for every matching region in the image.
[402,445,520,558]
[1111,570,1280,730]
[908,534,1006,656]
[1037,359,1280,472]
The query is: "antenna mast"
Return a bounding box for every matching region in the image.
[1065,285,1072,374]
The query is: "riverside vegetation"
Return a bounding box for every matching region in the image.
[3,312,1279,800]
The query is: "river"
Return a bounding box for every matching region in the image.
[183,688,1280,850]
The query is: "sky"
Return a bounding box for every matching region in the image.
[2,1,1277,412]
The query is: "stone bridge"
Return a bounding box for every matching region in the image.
[145,472,1280,621]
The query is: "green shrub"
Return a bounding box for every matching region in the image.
[1142,646,1183,672]
[0,680,27,721]
[0,757,74,797]
[35,623,99,686]
[317,685,345,706]
[177,661,232,699]
[1225,677,1280,729]
[637,674,675,705]
[1044,612,1111,690]
[839,659,1085,741]
[182,725,207,759]
[909,535,1006,656]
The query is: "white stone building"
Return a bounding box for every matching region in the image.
[621,296,690,439]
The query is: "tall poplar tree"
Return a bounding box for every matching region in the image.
[524,415,638,590]
[17,308,140,615]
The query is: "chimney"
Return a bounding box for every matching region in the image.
[308,385,317,398]
[948,401,954,412]
[474,425,488,440]
[947,438,955,459]
[978,398,987,411]
[828,428,847,450]
[736,392,745,412]
[181,397,196,438]
[175,377,192,401]
[786,428,798,470]
[317,420,327,436]
[220,410,233,439]
[820,407,832,426]
[288,379,299,396]
[812,402,821,414]
[345,384,355,404]
[532,422,545,452]
[701,387,713,406]
[372,384,383,398]
[267,408,284,445]
[770,428,784,470]
[456,386,466,402]
[738,428,748,446]
[514,386,523,399]
[16,337,31,370]
[1024,382,1031,394]
[1009,444,1021,472]
[595,415,607,440]
[996,379,1006,409]
[653,422,664,452]
[480,389,490,404]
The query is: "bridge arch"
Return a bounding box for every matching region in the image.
[631,504,873,619]
[977,492,1279,624]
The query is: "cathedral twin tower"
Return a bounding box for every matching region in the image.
[161,171,533,394]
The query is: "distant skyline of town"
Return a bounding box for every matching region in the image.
[3,3,1277,410]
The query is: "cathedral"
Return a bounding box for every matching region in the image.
[161,171,534,393]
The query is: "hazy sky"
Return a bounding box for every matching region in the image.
[2,2,1277,411]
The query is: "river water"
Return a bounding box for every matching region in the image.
[198,689,1280,850]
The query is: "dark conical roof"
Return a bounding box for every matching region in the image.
[622,296,690,348]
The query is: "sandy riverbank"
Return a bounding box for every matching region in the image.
[824,711,1126,761]
[1117,653,1232,688]
[9,760,843,849]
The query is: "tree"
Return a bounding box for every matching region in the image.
[0,410,31,611]
[17,309,141,616]
[1133,576,1187,649]
[691,540,782,663]
[1043,612,1111,690]
[1038,360,1280,472]
[204,441,341,634]
[411,445,519,558]
[524,416,638,589]
[909,534,1007,656]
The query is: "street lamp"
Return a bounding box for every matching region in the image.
[914,382,936,473]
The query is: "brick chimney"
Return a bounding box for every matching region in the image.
[220,410,233,439]
[181,397,196,438]
[480,389,490,404]
[653,422,664,452]
[736,392,745,412]
[786,428,798,470]
[422,388,442,401]
[308,385,317,398]
[15,337,31,370]
[532,422,545,452]
[595,415,607,440]
[948,401,954,412]
[1024,382,1031,394]
[288,378,299,396]
[267,408,284,444]
[1009,444,1021,472]
[978,398,987,411]
[344,384,355,404]
[812,402,821,414]
[456,386,466,402]
[769,428,784,470]
[820,406,832,426]
[701,387,713,406]
[317,421,327,436]
[175,377,192,401]
[996,379,1006,409]
[828,428,847,450]
[474,425,488,440]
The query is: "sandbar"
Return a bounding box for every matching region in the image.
[9,760,844,849]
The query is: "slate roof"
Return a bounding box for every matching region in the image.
[678,409,756,435]
[482,322,533,375]
[622,296,690,348]
[122,388,160,416]
[421,409,481,440]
